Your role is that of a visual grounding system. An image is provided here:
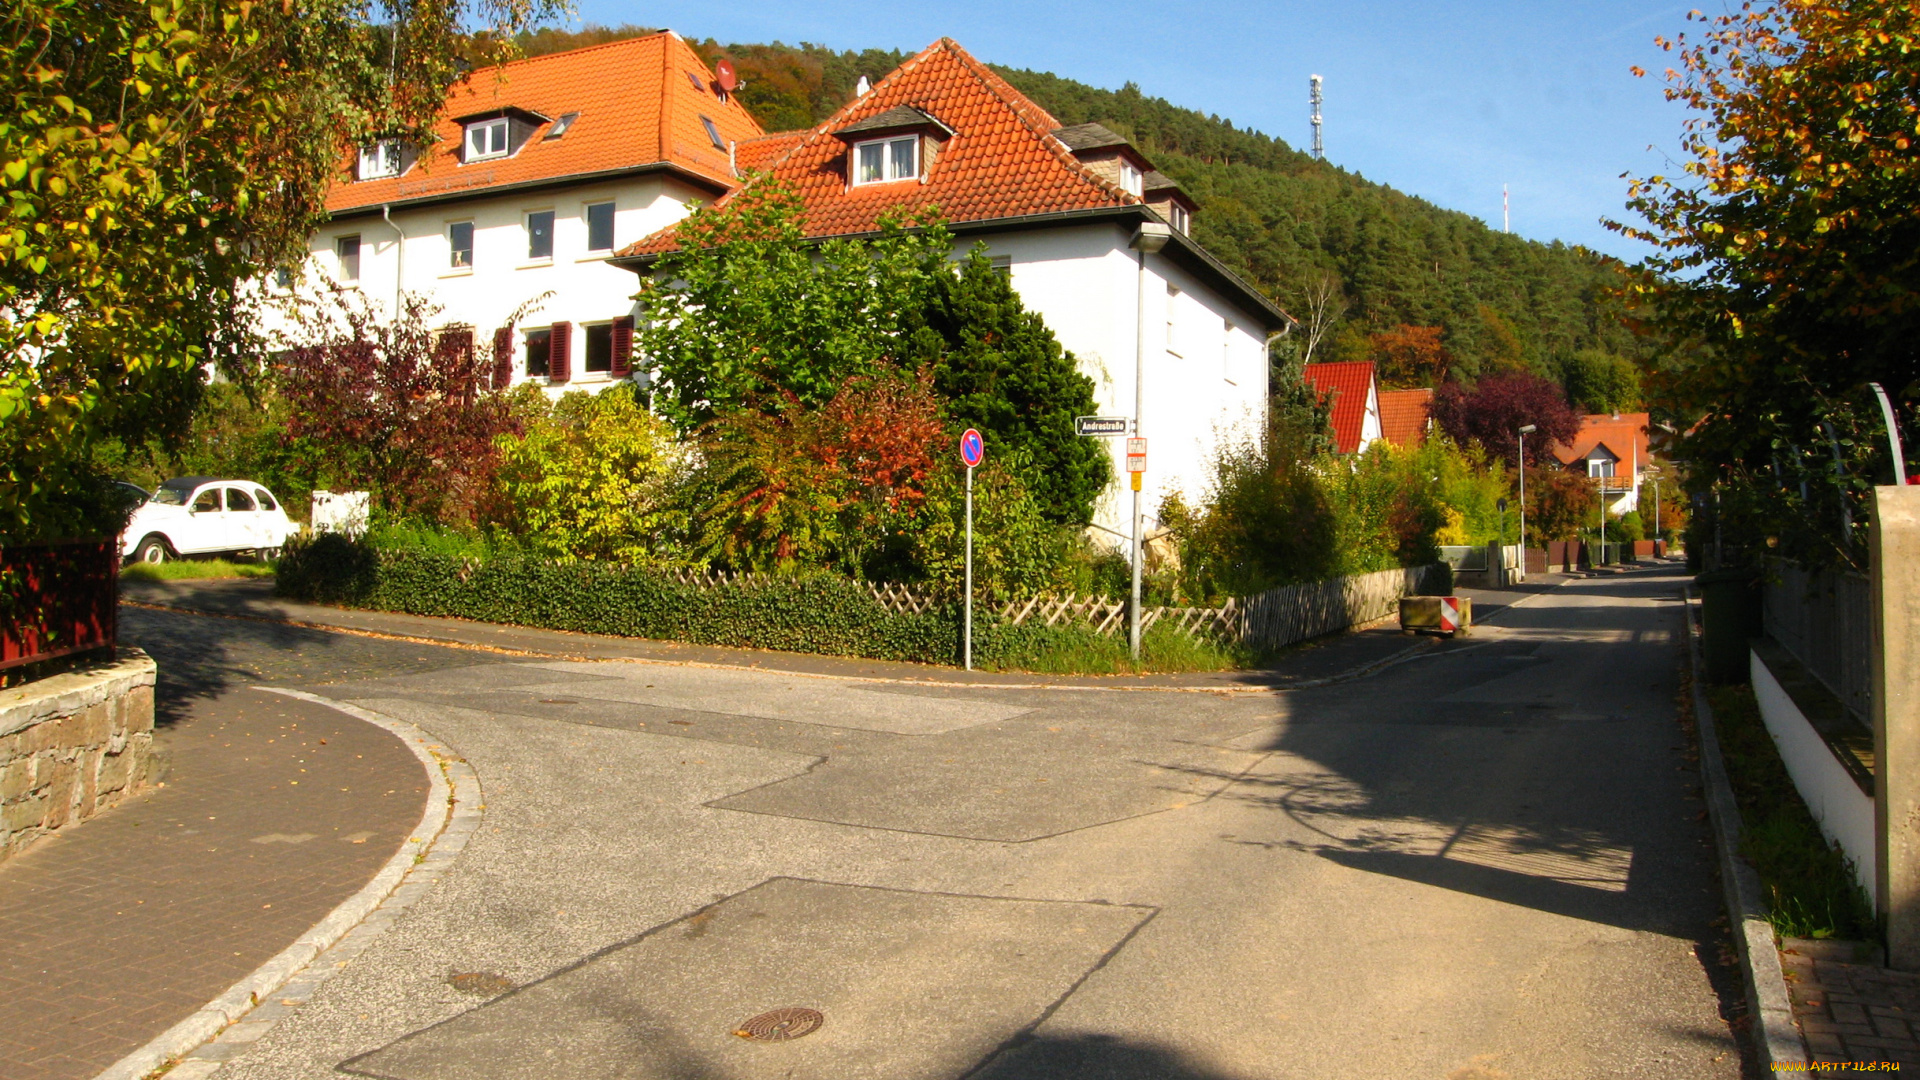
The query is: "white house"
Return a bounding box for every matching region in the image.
[266,32,765,389]
[1553,412,1653,518]
[616,38,1295,539]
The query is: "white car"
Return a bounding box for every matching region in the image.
[122,477,302,563]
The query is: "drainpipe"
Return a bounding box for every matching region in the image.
[380,204,404,317]
[1128,221,1172,660]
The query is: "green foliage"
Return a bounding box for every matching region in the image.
[635,180,954,431]
[274,531,1228,671]
[1560,348,1642,415]
[1614,510,1646,544]
[488,384,687,564]
[1522,466,1601,543]
[1,0,560,543]
[904,249,1109,524]
[120,557,274,582]
[1708,685,1874,941]
[906,452,1074,601]
[93,382,330,523]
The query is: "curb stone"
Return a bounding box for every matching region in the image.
[1680,585,1809,1070]
[91,690,484,1080]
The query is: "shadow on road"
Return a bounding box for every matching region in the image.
[971,1032,1244,1079]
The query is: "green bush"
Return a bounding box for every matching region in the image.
[274,532,1226,670]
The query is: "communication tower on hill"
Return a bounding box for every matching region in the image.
[1309,74,1323,160]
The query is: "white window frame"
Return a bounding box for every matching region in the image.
[584,201,616,253]
[335,234,361,282]
[1120,159,1143,197]
[852,135,919,185]
[464,118,509,162]
[447,220,474,271]
[1169,202,1190,234]
[524,209,555,264]
[357,140,402,180]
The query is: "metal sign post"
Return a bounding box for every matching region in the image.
[959,428,984,670]
[1126,438,1147,659]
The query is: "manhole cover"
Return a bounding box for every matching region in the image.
[447,971,516,997]
[538,699,578,705]
[733,1007,824,1041]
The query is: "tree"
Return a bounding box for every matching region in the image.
[1523,466,1600,543]
[634,180,953,431]
[0,0,559,543]
[1615,2,1920,567]
[1431,373,1581,466]
[1293,270,1347,366]
[1560,348,1641,414]
[904,249,1109,525]
[488,385,688,564]
[280,292,521,524]
[1369,325,1450,388]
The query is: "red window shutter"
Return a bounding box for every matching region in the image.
[610,317,633,376]
[491,327,514,389]
[548,321,571,382]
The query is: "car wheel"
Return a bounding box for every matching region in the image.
[258,547,281,563]
[133,535,173,564]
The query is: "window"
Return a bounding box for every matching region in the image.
[357,140,402,180]
[1165,284,1181,356]
[524,328,552,377]
[464,118,509,162]
[1169,203,1190,234]
[544,111,579,141]
[225,487,256,512]
[700,115,724,151]
[585,202,615,253]
[853,135,918,185]
[274,267,293,289]
[448,221,474,269]
[336,235,360,281]
[1588,457,1615,479]
[192,489,221,513]
[687,71,706,92]
[584,323,613,373]
[254,488,277,512]
[990,254,1012,277]
[526,210,554,261]
[1120,159,1143,197]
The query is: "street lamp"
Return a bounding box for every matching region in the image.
[1517,424,1536,568]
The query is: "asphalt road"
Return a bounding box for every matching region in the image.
[204,563,1742,1079]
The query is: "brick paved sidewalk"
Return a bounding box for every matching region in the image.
[1781,938,1920,1069]
[0,606,478,1080]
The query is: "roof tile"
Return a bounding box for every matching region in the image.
[1303,362,1378,455]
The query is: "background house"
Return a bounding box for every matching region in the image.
[1378,388,1434,447]
[270,33,763,391]
[1553,412,1651,517]
[1301,361,1383,455]
[616,38,1293,540]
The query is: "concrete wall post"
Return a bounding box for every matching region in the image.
[1873,486,1920,968]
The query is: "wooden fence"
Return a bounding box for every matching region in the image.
[662,563,1446,649]
[1,540,119,673]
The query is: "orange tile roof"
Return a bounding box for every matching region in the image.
[620,37,1141,255]
[1378,388,1433,447]
[327,33,764,215]
[1303,362,1377,454]
[1553,412,1652,470]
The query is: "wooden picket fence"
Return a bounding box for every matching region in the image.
[657,562,1444,650]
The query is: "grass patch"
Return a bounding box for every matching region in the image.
[121,558,275,582]
[1707,683,1876,940]
[983,620,1243,675]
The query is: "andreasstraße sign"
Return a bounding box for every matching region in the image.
[1074,416,1131,437]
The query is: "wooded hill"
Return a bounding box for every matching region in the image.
[512,27,1644,397]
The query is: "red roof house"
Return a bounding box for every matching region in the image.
[1302,362,1383,455]
[1378,388,1434,447]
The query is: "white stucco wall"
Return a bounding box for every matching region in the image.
[1751,648,1876,900]
[263,173,712,395]
[976,223,1271,543]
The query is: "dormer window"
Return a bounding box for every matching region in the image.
[357,140,403,180]
[465,118,510,162]
[854,135,918,185]
[1120,159,1143,197]
[1169,202,1190,234]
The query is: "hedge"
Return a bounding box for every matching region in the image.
[275,532,1123,668]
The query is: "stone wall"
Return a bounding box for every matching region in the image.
[1240,564,1449,652]
[0,648,158,864]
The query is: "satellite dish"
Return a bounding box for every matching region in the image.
[714,59,738,93]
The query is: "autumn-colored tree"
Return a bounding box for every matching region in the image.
[1,0,560,543]
[1369,325,1450,388]
[686,368,947,575]
[1522,466,1600,544]
[1615,2,1920,567]
[1430,373,1581,466]
[280,293,521,525]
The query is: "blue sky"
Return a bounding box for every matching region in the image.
[573,1,1699,261]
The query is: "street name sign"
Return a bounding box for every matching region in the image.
[1074,416,1130,437]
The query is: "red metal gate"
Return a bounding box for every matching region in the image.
[1,539,118,672]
